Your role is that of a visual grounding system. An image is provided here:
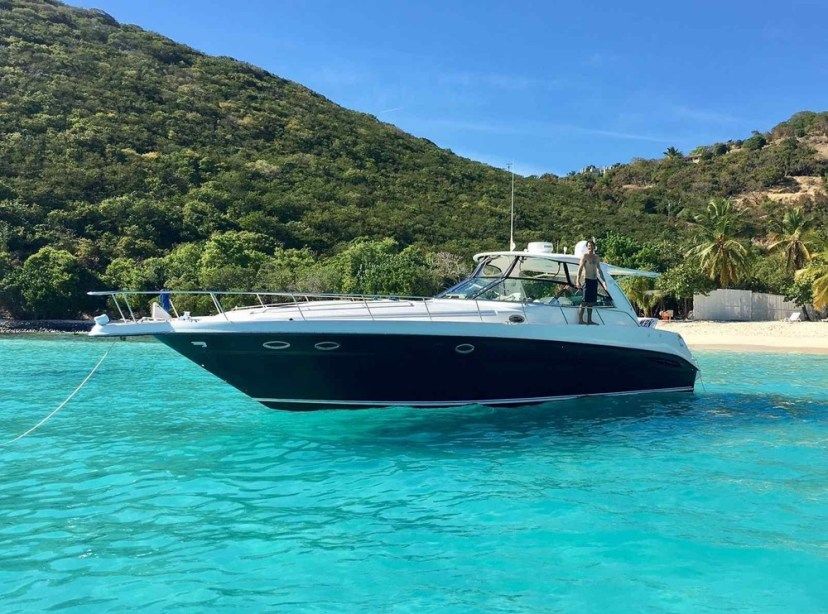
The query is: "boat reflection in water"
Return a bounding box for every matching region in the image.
[89,243,698,410]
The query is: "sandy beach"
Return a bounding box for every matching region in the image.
[657,321,828,354]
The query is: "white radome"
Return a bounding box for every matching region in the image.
[574,240,589,258]
[526,241,555,254]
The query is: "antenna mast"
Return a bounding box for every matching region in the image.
[508,163,516,251]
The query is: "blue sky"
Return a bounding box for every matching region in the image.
[70,0,827,176]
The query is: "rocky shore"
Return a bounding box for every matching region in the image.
[0,319,94,334]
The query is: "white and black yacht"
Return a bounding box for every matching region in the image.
[89,243,698,409]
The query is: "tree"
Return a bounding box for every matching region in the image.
[598,233,642,268]
[794,248,828,310]
[742,253,794,295]
[329,239,435,296]
[689,145,711,160]
[619,277,662,317]
[13,247,96,318]
[103,257,142,290]
[656,261,715,315]
[767,208,815,272]
[810,265,828,310]
[198,231,272,290]
[664,147,683,159]
[686,199,751,287]
[163,243,205,289]
[427,252,469,290]
[199,231,272,272]
[358,246,435,296]
[598,233,674,271]
[329,238,399,294]
[0,250,12,280]
[777,137,800,177]
[0,250,16,315]
[256,248,317,291]
[710,143,729,156]
[743,131,768,151]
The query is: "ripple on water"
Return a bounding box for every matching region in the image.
[0,336,826,611]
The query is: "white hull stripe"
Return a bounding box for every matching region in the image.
[254,386,695,407]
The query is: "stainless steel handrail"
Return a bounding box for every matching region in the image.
[209,292,229,322]
[88,290,436,300]
[88,289,635,326]
[89,290,447,322]
[111,295,127,322]
[123,294,136,321]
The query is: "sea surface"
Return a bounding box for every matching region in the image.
[0,336,826,612]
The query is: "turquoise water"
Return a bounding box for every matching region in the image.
[1,336,826,612]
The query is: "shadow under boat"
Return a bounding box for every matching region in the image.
[274,389,823,452]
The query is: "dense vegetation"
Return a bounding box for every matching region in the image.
[0,0,825,318]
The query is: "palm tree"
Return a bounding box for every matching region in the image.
[664,146,683,159]
[796,248,828,310]
[686,198,751,287]
[812,270,828,310]
[619,277,663,317]
[767,208,815,271]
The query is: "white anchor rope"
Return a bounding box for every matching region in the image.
[697,370,707,393]
[1,341,117,446]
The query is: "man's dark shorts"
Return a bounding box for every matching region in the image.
[583,278,598,303]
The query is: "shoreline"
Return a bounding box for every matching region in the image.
[2,319,826,355]
[688,343,828,355]
[0,319,93,334]
[657,321,828,355]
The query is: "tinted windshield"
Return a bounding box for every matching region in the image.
[439,255,515,298]
[440,277,499,299]
[439,255,613,306]
[479,254,514,277]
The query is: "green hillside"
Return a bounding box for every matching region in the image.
[0,0,658,254]
[0,0,826,317]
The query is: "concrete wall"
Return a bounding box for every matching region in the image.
[692,289,800,321]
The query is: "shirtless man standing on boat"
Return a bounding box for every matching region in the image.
[577,240,607,325]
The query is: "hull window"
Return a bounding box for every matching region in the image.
[455,343,475,355]
[314,341,341,351]
[262,340,291,350]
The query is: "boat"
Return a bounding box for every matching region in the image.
[88,243,698,409]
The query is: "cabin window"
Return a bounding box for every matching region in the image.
[480,255,514,277]
[440,277,501,299]
[439,254,614,307]
[511,257,569,283]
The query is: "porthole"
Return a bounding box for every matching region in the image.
[262,340,291,350]
[314,341,340,351]
[455,343,475,355]
[508,314,525,324]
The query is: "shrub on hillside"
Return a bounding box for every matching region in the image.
[6,247,98,318]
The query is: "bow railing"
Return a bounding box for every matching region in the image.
[88,289,635,327]
[87,290,490,324]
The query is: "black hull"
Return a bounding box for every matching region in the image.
[155,332,697,410]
